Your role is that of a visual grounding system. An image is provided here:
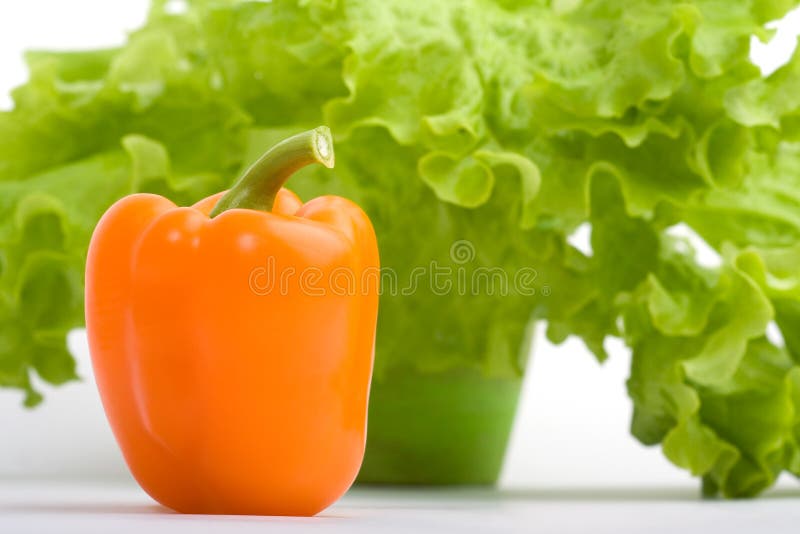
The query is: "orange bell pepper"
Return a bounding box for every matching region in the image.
[85,127,379,516]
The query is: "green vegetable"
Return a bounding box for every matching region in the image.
[3,0,800,496]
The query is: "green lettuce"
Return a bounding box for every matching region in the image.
[2,0,800,496]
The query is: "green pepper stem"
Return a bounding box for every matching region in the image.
[209,126,334,217]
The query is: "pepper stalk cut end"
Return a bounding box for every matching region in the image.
[209,126,335,217]
[314,126,335,169]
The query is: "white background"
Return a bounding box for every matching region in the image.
[1,0,800,495]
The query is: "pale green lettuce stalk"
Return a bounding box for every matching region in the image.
[2,0,800,496]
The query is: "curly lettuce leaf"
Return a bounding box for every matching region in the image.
[599,176,800,497]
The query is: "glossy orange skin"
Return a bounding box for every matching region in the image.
[85,189,379,516]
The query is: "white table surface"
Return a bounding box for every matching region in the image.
[2,481,800,534]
